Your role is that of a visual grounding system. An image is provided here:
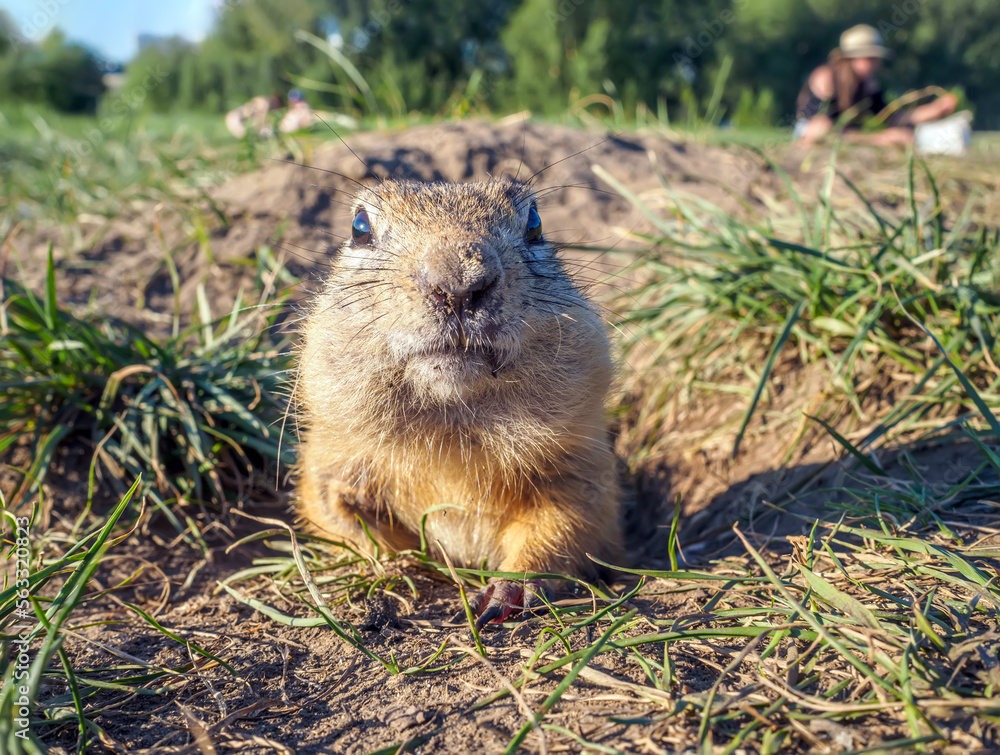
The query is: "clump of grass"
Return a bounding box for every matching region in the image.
[597,151,1000,461]
[1,480,137,754]
[0,248,294,539]
[2,480,262,753]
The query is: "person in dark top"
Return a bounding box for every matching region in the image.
[794,24,958,146]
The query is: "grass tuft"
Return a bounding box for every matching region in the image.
[596,151,1000,461]
[0,249,294,537]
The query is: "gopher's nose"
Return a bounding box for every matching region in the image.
[418,271,498,316]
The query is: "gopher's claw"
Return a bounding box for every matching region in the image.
[457,578,545,631]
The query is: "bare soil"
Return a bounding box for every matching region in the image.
[6,120,1000,754]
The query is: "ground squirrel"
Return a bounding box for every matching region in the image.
[295,178,623,627]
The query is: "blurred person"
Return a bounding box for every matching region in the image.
[278,88,317,134]
[225,93,284,139]
[794,24,959,147]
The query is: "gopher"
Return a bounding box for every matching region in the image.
[295,178,623,627]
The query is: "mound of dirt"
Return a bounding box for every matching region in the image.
[211,118,761,260]
[24,120,774,335]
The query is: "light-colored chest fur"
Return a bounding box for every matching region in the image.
[386,452,509,568]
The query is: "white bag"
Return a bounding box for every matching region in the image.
[914,111,973,156]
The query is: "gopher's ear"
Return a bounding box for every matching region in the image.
[497,178,531,206]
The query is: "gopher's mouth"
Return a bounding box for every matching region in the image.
[410,343,504,377]
[398,338,516,405]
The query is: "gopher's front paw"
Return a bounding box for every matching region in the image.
[464,578,546,630]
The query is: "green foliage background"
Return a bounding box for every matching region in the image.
[0,21,105,114]
[2,0,1000,126]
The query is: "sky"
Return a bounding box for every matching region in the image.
[1,0,219,63]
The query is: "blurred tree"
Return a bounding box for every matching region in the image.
[0,27,105,113]
[902,0,1000,125]
[0,11,17,56]
[116,0,330,113]
[330,0,519,115]
[498,0,564,114]
[566,18,610,98]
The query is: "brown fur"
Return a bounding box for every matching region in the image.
[294,178,623,584]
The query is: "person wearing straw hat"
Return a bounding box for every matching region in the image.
[794,24,958,146]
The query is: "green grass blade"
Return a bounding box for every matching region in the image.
[733,299,805,457]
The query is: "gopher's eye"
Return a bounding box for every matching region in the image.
[352,210,372,245]
[525,207,542,243]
